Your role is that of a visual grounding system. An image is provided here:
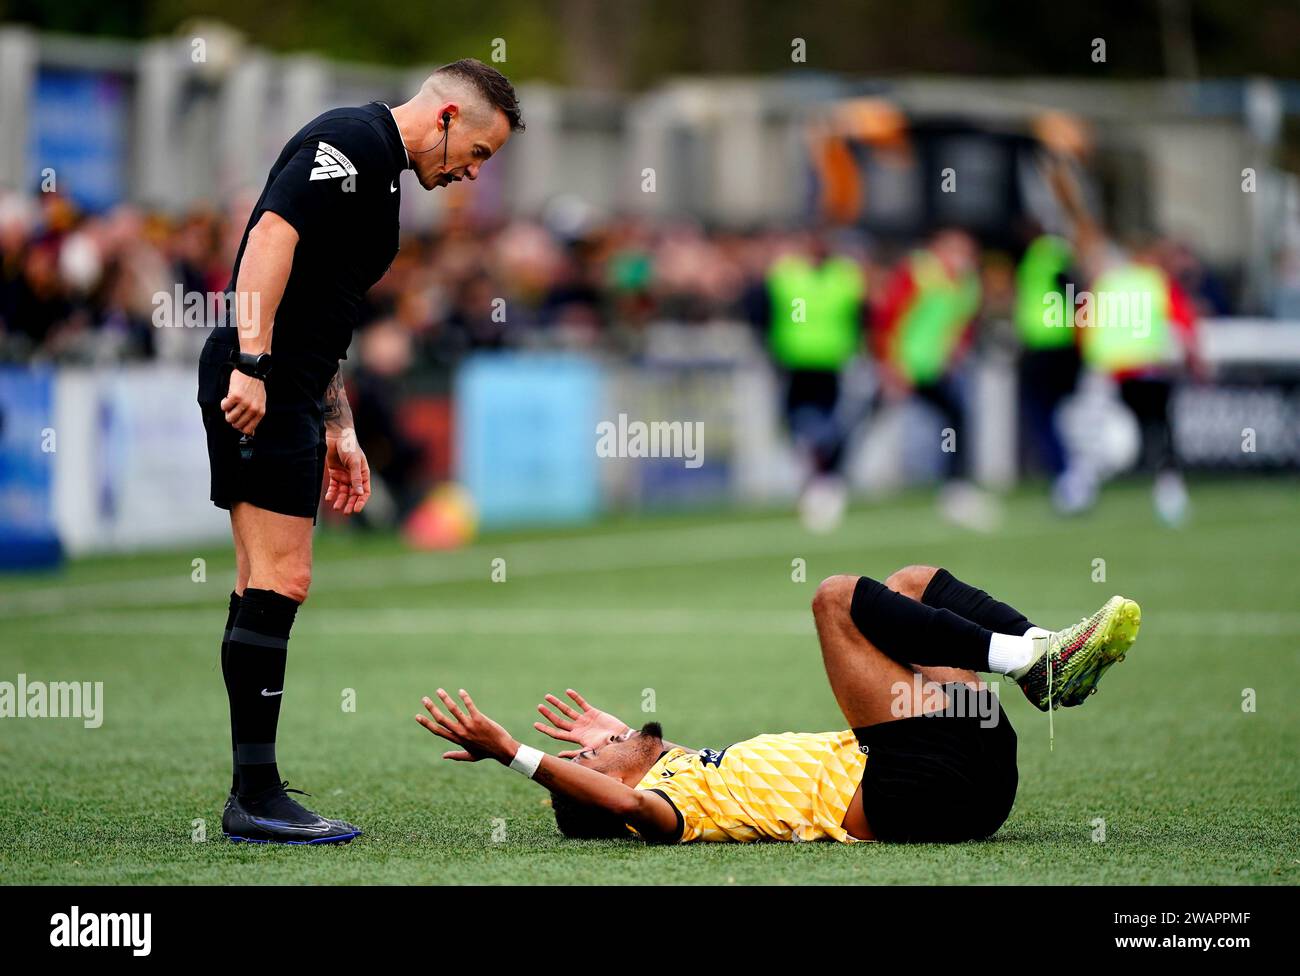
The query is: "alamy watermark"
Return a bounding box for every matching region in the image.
[49,906,150,956]
[596,414,704,469]
[1043,285,1151,338]
[0,674,103,728]
[151,286,259,331]
[889,674,1001,728]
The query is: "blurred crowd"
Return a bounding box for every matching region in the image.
[0,188,1238,375]
[0,185,1244,529]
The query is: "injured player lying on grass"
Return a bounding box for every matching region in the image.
[415,565,1141,844]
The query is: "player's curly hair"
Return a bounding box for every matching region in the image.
[551,792,632,840]
[434,58,525,132]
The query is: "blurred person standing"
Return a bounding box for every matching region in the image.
[1048,160,1200,524]
[349,319,424,521]
[4,238,70,355]
[873,228,994,530]
[159,209,226,363]
[1014,232,1081,508]
[764,233,867,532]
[1081,251,1199,524]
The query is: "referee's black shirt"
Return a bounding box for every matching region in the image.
[201,102,408,408]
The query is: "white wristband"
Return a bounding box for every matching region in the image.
[509,744,545,779]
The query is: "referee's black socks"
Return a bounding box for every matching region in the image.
[220,591,242,795]
[849,576,992,672]
[226,588,300,798]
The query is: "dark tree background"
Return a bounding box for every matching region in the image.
[1,0,1295,86]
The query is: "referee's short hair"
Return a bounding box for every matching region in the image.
[434,58,525,132]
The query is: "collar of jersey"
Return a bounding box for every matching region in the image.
[377,102,411,170]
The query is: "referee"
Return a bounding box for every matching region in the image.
[197,59,523,844]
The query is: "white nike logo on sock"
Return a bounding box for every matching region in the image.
[261,689,283,697]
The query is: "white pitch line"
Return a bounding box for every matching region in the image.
[0,500,1239,618]
[2,494,1291,620]
[0,509,967,616]
[14,607,1300,638]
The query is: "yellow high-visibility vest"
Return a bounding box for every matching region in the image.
[1016,235,1075,351]
[1080,263,1175,372]
[766,256,865,371]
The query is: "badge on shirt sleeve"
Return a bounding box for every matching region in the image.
[310,141,358,181]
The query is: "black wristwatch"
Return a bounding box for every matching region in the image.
[231,350,273,381]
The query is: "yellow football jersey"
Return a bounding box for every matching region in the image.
[632,730,868,843]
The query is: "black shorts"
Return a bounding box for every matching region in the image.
[854,683,1018,843]
[198,348,326,522]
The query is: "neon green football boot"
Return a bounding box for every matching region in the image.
[1011,596,1140,711]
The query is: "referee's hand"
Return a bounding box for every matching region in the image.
[221,371,266,435]
[325,429,372,515]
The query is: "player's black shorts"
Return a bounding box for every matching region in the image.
[853,682,1018,843]
[198,345,326,522]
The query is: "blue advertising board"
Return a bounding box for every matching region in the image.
[455,354,602,527]
[0,367,62,570]
[27,68,130,212]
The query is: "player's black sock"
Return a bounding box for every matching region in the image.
[850,576,992,671]
[220,591,242,796]
[227,588,299,798]
[922,568,1036,635]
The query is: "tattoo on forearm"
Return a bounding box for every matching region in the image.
[323,369,354,431]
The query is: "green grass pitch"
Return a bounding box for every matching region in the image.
[2,478,1297,885]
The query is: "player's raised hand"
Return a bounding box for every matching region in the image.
[416,689,516,764]
[533,688,631,757]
